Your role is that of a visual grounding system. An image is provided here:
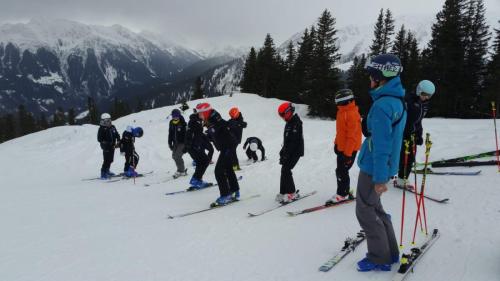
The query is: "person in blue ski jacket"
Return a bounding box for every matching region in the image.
[356,54,407,272]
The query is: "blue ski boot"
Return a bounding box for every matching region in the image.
[212,195,233,207]
[125,167,138,178]
[232,190,240,200]
[357,257,391,272]
[189,178,204,190]
[100,171,109,180]
[107,170,116,177]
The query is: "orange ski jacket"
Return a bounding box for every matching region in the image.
[334,101,362,157]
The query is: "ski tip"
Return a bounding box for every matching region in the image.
[167,215,174,219]
[286,211,298,217]
[248,213,257,217]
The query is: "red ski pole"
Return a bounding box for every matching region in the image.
[412,133,432,244]
[399,140,410,249]
[492,102,500,172]
[411,134,423,232]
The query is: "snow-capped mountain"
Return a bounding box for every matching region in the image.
[0,18,204,114]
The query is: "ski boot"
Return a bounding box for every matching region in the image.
[210,195,233,207]
[280,190,300,204]
[125,167,138,178]
[357,257,391,272]
[100,171,110,180]
[232,190,240,200]
[173,168,188,179]
[325,193,352,205]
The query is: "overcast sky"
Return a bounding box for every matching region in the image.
[1,0,499,50]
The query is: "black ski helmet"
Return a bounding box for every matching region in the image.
[335,89,355,105]
[365,54,403,82]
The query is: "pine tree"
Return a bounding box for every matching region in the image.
[285,41,296,71]
[347,55,371,116]
[192,76,204,100]
[382,9,395,53]
[240,47,258,93]
[293,28,315,103]
[37,113,49,130]
[52,107,66,127]
[463,0,490,114]
[87,97,99,125]
[405,31,421,91]
[370,9,385,55]
[484,21,500,112]
[423,0,468,117]
[17,105,36,136]
[67,108,76,125]
[0,114,16,142]
[135,97,145,113]
[308,9,342,117]
[255,34,280,98]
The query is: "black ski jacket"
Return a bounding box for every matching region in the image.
[243,137,266,160]
[120,130,135,155]
[206,110,237,152]
[97,125,120,151]
[280,114,304,162]
[168,116,187,148]
[228,114,247,144]
[403,93,430,144]
[185,113,214,159]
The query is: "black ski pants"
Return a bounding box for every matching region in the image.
[101,149,115,173]
[189,149,210,180]
[335,150,357,197]
[246,148,258,162]
[124,151,139,172]
[215,149,240,197]
[398,137,416,179]
[280,156,300,194]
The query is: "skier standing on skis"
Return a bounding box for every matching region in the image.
[196,103,240,206]
[277,102,304,204]
[184,109,214,189]
[168,109,188,178]
[120,126,143,177]
[395,80,436,187]
[243,137,266,163]
[228,107,247,171]
[356,54,406,272]
[97,113,120,179]
[327,89,362,204]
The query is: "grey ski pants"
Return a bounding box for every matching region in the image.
[355,171,399,264]
[172,144,186,172]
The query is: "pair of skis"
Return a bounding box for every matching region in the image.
[105,171,154,183]
[416,150,499,168]
[319,229,440,281]
[413,168,481,176]
[164,176,243,196]
[167,194,260,219]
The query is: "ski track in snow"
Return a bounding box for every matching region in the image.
[0,93,499,281]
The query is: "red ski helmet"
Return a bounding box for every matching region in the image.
[196,103,212,120]
[229,107,240,119]
[278,102,294,121]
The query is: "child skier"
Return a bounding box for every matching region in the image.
[395,80,436,187]
[120,126,143,177]
[228,107,247,171]
[97,113,120,179]
[327,89,362,204]
[277,102,304,204]
[196,103,240,206]
[242,137,266,163]
[184,110,214,189]
[168,109,188,178]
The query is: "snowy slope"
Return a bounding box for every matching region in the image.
[0,93,499,281]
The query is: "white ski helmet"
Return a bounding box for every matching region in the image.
[101,113,111,120]
[416,80,436,97]
[249,142,258,152]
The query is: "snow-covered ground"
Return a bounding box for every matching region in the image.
[0,93,499,281]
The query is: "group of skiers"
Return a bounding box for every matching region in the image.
[96,52,436,273]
